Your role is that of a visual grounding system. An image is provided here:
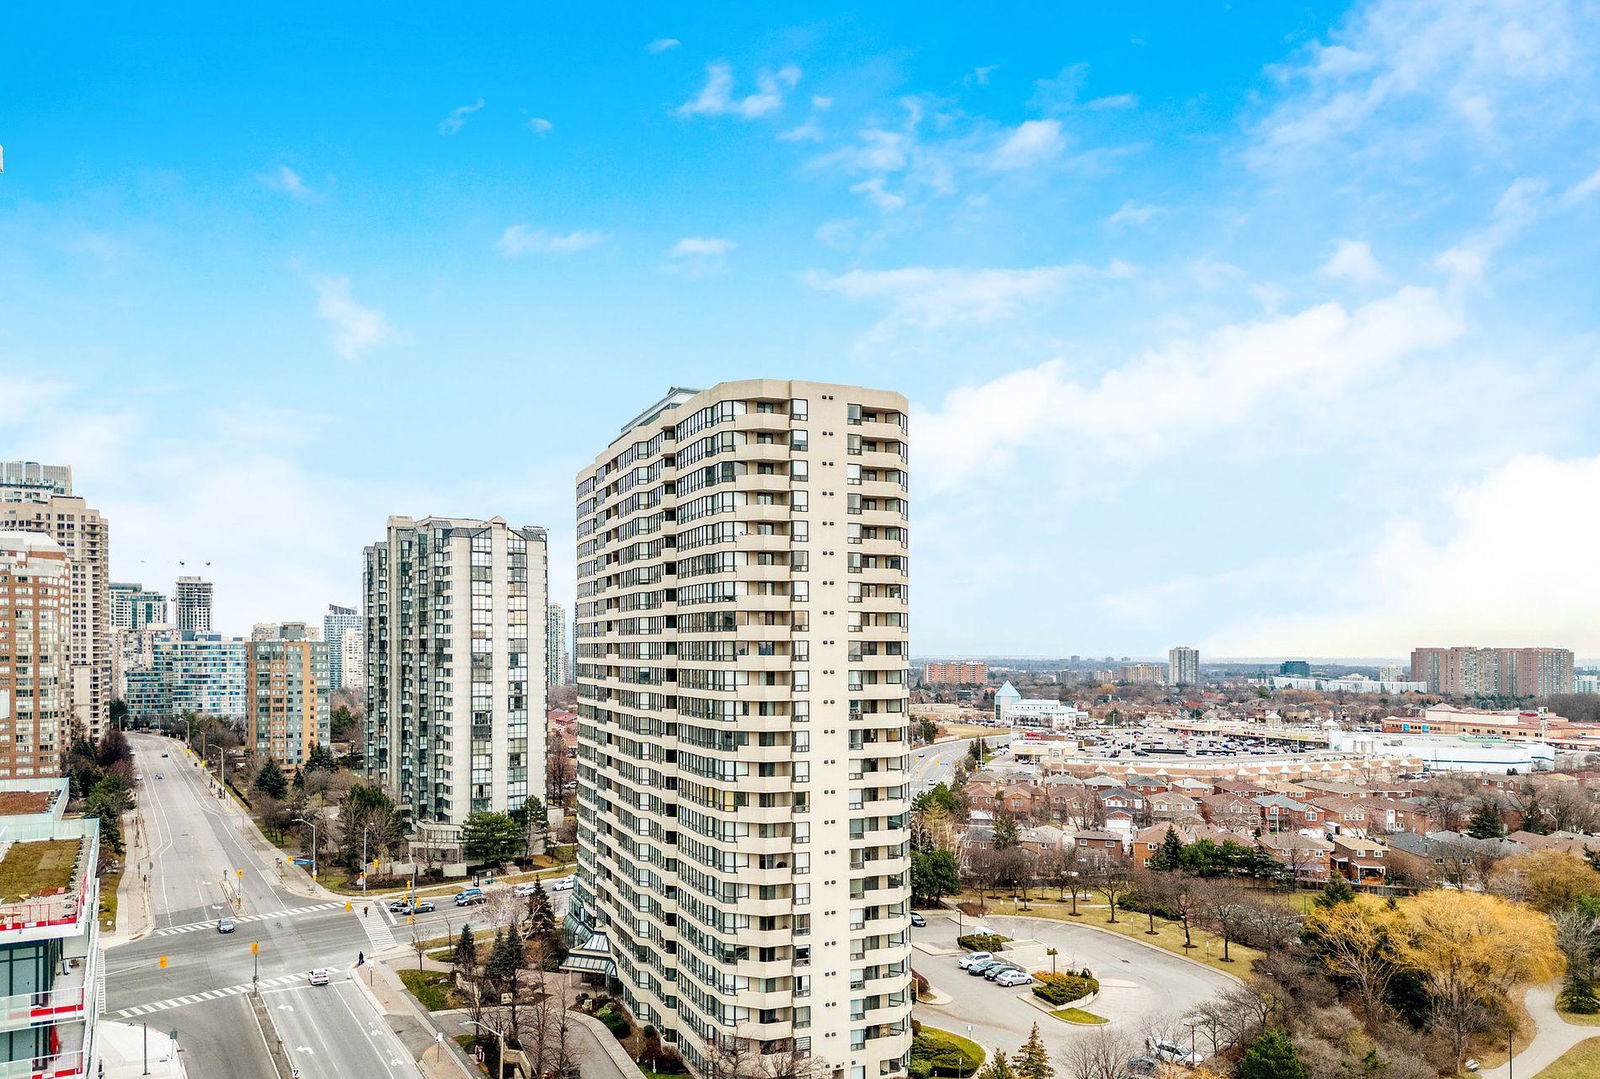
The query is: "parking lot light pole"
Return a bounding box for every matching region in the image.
[466,1019,508,1079]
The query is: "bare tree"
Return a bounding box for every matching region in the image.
[1200,881,1252,963]
[1085,852,1135,924]
[1060,1025,1138,1079]
[1417,775,1476,833]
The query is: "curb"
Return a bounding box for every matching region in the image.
[977,913,1246,985]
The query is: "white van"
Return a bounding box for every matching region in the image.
[957,951,992,970]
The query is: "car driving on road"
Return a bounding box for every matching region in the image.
[216,918,236,933]
[455,889,487,906]
[307,968,330,986]
[548,876,575,891]
[392,899,435,915]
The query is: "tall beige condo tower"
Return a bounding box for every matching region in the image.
[0,481,112,742]
[572,382,912,1079]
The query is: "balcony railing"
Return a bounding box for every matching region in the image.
[0,1048,87,1078]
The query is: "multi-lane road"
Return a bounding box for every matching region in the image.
[911,731,1015,795]
[107,734,421,1078]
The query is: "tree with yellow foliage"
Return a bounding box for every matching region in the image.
[1488,849,1600,913]
[1304,900,1396,1021]
[1388,891,1562,1070]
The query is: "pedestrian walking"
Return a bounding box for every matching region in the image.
[357,950,364,967]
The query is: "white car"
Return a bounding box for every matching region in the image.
[307,968,330,986]
[513,883,541,897]
[1147,1040,1200,1067]
[549,875,575,891]
[993,969,1032,988]
[957,951,992,970]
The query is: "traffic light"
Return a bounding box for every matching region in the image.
[158,956,167,969]
[345,901,353,912]
[250,942,259,955]
[236,869,244,878]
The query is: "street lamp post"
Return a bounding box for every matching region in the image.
[466,1019,509,1079]
[294,818,318,881]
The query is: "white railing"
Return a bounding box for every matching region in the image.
[0,952,94,1034]
[0,1049,86,1078]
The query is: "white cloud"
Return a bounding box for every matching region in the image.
[1207,452,1600,655]
[677,63,801,119]
[1321,238,1384,282]
[1253,0,1592,166]
[526,117,553,135]
[497,225,609,256]
[665,236,735,275]
[913,286,1461,491]
[1433,176,1548,282]
[438,98,485,136]
[1086,94,1139,110]
[779,120,824,142]
[309,276,394,361]
[849,178,906,213]
[1106,200,1162,228]
[989,119,1067,170]
[647,38,681,54]
[969,65,1000,86]
[808,264,1102,345]
[259,165,317,201]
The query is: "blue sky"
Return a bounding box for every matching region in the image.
[3,1,1599,657]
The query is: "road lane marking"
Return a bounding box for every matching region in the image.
[148,902,345,936]
[112,967,343,1017]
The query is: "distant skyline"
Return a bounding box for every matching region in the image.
[3,2,1599,654]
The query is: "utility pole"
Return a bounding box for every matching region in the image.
[294,817,318,881]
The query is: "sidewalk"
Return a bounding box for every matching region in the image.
[103,808,154,948]
[1482,985,1599,1079]
[99,1019,187,1078]
[352,960,476,1079]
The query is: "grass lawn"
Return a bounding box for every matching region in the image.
[1534,1036,1600,1078]
[398,968,453,1011]
[913,1026,986,1076]
[0,839,81,903]
[935,723,993,740]
[1557,1009,1600,1026]
[1051,1007,1108,1025]
[98,866,123,930]
[957,893,1263,975]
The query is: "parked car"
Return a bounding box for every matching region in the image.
[549,876,575,891]
[161,753,169,758]
[513,883,540,897]
[957,951,992,970]
[968,959,1006,977]
[307,968,330,986]
[968,923,995,936]
[456,892,487,907]
[983,962,1021,980]
[1147,1040,1200,1067]
[1125,1058,1159,1078]
[217,918,236,933]
[909,912,926,928]
[993,969,1032,988]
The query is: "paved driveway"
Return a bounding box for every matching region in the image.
[911,912,1235,1057]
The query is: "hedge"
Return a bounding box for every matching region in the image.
[1031,970,1099,1005]
[596,1003,632,1039]
[910,1027,984,1078]
[956,933,1010,952]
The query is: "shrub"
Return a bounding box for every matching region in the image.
[957,933,1010,952]
[1030,971,1098,1005]
[595,1002,632,1039]
[910,1029,984,1078]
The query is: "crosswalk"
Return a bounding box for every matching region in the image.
[357,909,398,952]
[153,902,345,936]
[113,967,343,1018]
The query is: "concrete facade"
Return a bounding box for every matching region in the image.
[572,381,913,1079]
[0,533,72,777]
[246,622,330,768]
[173,576,212,634]
[363,515,549,827]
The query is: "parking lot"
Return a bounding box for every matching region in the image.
[911,910,1235,1056]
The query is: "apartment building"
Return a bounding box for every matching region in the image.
[570,381,913,1079]
[363,516,549,830]
[0,533,71,778]
[0,778,102,1077]
[0,495,111,742]
[546,603,569,688]
[1168,646,1199,686]
[339,630,366,692]
[921,661,985,686]
[1116,663,1166,685]
[1410,646,1575,697]
[174,576,212,634]
[123,632,247,723]
[0,462,71,503]
[247,622,330,768]
[108,582,166,631]
[322,604,361,690]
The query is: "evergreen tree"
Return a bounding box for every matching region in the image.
[461,811,523,865]
[454,923,479,979]
[484,928,517,993]
[1237,1028,1307,1079]
[912,851,961,902]
[992,813,1022,851]
[1013,1025,1053,1079]
[254,758,289,800]
[1466,801,1505,839]
[1151,826,1185,872]
[1313,874,1356,908]
[305,742,339,772]
[977,1049,1014,1079]
[1522,795,1550,836]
